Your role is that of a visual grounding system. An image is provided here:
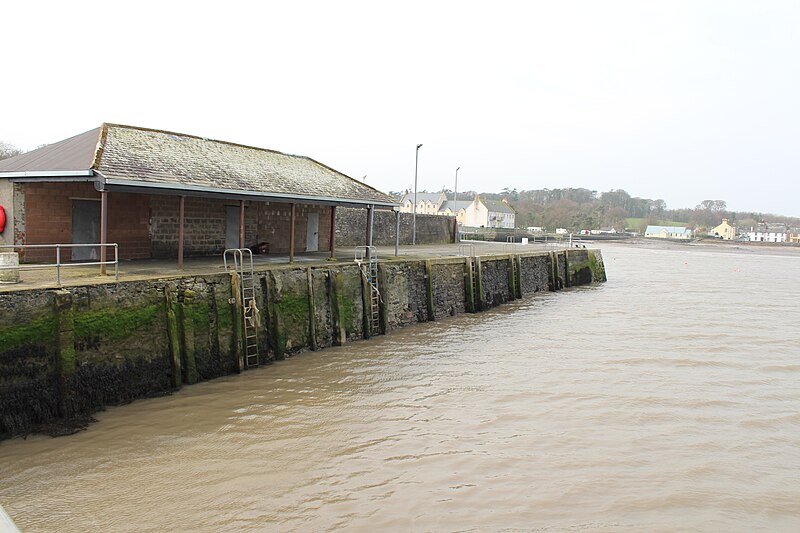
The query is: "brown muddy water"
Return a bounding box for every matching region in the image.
[2,243,800,532]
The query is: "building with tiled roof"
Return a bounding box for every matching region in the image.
[0,124,397,264]
[463,196,516,229]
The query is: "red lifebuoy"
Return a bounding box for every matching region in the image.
[0,205,6,234]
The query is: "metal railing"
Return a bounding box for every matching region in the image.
[0,243,119,286]
[458,243,475,257]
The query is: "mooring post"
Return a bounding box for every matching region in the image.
[328,268,346,345]
[475,256,485,311]
[164,284,183,387]
[377,262,388,334]
[563,249,571,288]
[264,271,286,360]
[306,267,318,351]
[181,288,199,385]
[507,255,517,301]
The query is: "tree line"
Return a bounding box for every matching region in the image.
[475,188,798,233]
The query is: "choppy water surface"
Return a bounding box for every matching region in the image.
[2,243,800,532]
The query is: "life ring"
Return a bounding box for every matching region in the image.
[0,205,5,234]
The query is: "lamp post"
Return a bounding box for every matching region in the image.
[454,167,460,241]
[412,143,423,245]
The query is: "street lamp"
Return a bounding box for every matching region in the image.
[412,143,423,245]
[454,166,461,242]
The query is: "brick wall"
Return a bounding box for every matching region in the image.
[256,202,332,254]
[19,183,150,262]
[151,197,332,258]
[18,183,335,261]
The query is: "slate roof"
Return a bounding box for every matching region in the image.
[481,198,515,214]
[439,201,468,212]
[400,192,444,204]
[0,124,397,207]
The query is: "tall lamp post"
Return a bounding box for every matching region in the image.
[454,166,460,241]
[412,143,423,245]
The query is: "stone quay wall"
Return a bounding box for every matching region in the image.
[0,248,606,440]
[335,208,454,246]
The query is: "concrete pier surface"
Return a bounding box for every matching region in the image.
[0,240,591,292]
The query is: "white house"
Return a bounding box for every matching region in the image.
[644,225,693,240]
[463,196,515,229]
[747,224,787,243]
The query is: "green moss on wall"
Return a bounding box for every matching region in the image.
[277,294,310,347]
[0,315,58,350]
[340,294,355,335]
[74,304,162,343]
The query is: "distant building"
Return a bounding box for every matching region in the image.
[747,223,787,243]
[644,225,693,240]
[398,191,470,224]
[710,219,735,240]
[527,226,544,233]
[462,196,515,228]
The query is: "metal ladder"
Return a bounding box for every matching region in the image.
[511,254,521,297]
[224,248,259,369]
[355,246,381,333]
[469,256,479,310]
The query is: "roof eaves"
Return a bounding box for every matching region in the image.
[98,176,399,208]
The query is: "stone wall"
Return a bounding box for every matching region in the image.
[336,208,454,246]
[0,248,606,440]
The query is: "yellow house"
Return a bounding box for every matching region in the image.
[710,219,735,240]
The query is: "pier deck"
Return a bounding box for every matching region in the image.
[1,241,589,292]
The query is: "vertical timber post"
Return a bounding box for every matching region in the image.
[328,268,346,345]
[475,256,485,311]
[425,259,435,321]
[515,254,523,298]
[306,267,318,351]
[53,290,75,417]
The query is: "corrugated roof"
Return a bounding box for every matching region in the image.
[0,124,397,206]
[0,127,101,172]
[645,225,691,235]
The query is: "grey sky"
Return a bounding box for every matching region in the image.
[2,1,799,216]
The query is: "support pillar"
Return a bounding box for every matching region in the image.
[289,203,296,263]
[99,191,108,274]
[239,200,245,249]
[178,195,185,270]
[365,205,374,247]
[329,206,336,259]
[395,209,400,257]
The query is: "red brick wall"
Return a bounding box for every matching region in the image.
[19,182,150,262]
[19,183,333,262]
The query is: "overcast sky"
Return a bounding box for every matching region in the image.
[2,1,799,216]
